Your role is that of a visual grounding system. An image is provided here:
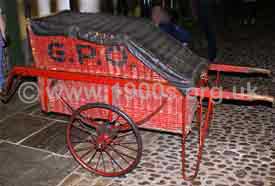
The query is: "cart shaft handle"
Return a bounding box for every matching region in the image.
[209,64,272,76]
[188,88,275,104]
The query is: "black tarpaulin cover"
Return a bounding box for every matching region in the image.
[29,11,208,93]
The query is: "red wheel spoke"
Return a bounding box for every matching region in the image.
[104,149,123,170]
[71,139,92,144]
[75,146,92,153]
[101,152,106,173]
[86,150,98,165]
[109,145,136,160]
[117,142,138,145]
[73,123,93,134]
[108,145,130,164]
[95,152,102,170]
[116,131,134,139]
[70,134,84,140]
[72,123,97,143]
[113,133,135,145]
[88,136,97,145]
[113,143,138,152]
[80,149,94,159]
[108,152,116,173]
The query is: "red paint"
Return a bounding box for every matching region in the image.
[209,64,250,73]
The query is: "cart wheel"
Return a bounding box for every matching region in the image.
[67,103,142,177]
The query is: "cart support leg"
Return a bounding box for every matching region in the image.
[182,96,214,180]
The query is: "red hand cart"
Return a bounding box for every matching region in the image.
[0,11,273,180]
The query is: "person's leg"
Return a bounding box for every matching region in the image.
[203,23,217,62]
[239,0,245,24]
[199,0,217,62]
[0,46,4,90]
[117,0,124,15]
[122,0,128,16]
[243,2,251,24]
[250,2,256,24]
[144,0,151,18]
[241,2,247,24]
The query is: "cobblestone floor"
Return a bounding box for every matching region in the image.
[0,21,274,186]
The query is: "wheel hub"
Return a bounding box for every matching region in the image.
[96,121,119,150]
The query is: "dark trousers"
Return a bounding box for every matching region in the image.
[243,2,256,21]
[219,0,235,28]
[198,0,217,61]
[117,0,128,16]
[140,0,151,17]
